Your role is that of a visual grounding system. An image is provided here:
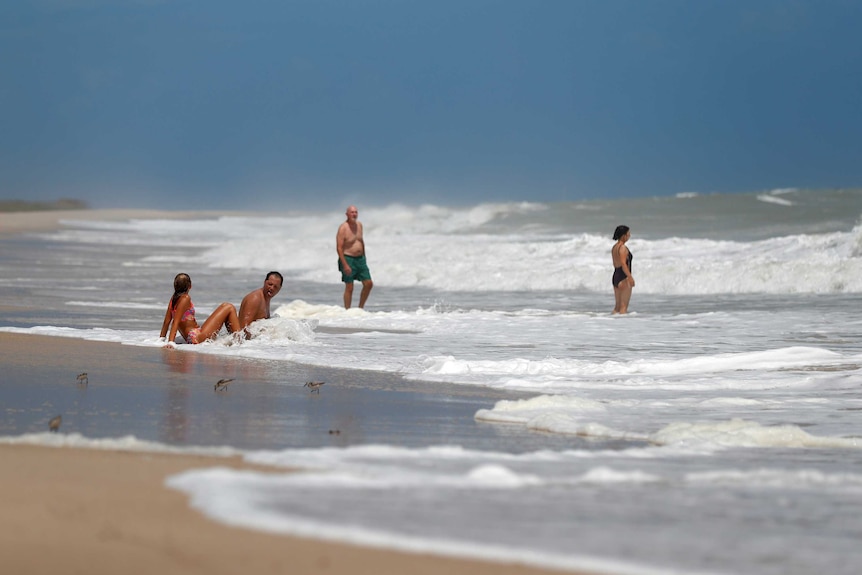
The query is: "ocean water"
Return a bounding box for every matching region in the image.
[2,188,862,575]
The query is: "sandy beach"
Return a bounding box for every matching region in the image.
[0,208,257,236]
[1,439,585,575]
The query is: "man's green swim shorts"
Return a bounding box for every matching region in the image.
[338,254,372,283]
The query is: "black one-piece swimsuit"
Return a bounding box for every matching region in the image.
[612,248,633,288]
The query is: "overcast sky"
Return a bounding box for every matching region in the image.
[1,0,860,210]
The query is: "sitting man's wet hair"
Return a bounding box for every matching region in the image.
[266,271,284,284]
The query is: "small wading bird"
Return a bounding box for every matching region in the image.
[76,372,88,386]
[49,415,62,432]
[214,378,234,391]
[304,381,325,393]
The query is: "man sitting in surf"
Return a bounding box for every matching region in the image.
[238,271,283,338]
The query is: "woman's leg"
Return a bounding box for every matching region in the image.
[618,283,633,314]
[613,286,623,314]
[198,302,240,341]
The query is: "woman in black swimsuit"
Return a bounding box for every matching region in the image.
[611,225,634,314]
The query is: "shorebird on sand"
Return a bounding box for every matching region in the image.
[49,415,62,432]
[214,378,234,391]
[304,381,325,393]
[76,372,88,386]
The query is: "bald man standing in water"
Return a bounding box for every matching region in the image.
[336,205,373,309]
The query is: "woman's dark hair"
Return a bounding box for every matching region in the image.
[613,225,630,241]
[171,273,191,308]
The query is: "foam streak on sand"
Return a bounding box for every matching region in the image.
[167,467,679,575]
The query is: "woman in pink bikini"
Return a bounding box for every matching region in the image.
[159,273,240,346]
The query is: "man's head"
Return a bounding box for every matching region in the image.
[345,205,358,222]
[263,271,283,298]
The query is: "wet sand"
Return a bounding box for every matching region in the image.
[1,440,586,575]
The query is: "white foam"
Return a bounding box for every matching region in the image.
[240,316,318,343]
[33,198,862,295]
[475,395,608,424]
[422,346,845,387]
[0,432,240,457]
[651,419,862,449]
[577,466,663,484]
[474,392,862,448]
[274,299,369,319]
[465,464,543,487]
[757,194,795,206]
[686,468,862,490]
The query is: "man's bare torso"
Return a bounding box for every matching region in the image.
[338,221,364,257]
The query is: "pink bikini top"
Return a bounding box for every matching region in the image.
[171,298,196,322]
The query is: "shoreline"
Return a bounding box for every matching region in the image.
[0,332,596,575]
[0,208,256,236]
[0,442,584,575]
